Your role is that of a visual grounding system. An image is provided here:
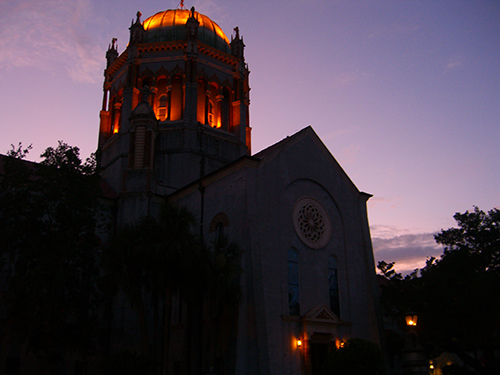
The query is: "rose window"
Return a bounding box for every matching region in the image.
[297,204,325,242]
[293,198,331,249]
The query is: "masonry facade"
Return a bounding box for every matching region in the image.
[98,7,382,375]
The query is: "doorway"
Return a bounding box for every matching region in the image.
[309,333,332,375]
[311,342,328,375]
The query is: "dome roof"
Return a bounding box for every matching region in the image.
[142,9,231,54]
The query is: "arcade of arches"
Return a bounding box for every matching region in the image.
[107,75,235,133]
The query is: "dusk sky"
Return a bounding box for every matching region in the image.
[1,0,498,274]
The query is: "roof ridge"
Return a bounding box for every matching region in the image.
[253,126,313,160]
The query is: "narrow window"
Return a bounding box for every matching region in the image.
[215,222,224,240]
[197,80,206,123]
[288,248,300,316]
[170,76,183,121]
[158,94,168,121]
[208,100,215,127]
[328,256,340,317]
[221,87,231,131]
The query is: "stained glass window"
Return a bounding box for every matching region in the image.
[328,256,340,317]
[288,248,300,316]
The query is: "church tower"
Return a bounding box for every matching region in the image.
[97,7,250,219]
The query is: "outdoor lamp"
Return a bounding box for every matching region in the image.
[296,339,302,348]
[405,313,418,326]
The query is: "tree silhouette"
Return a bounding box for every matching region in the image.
[0,142,100,372]
[378,207,500,375]
[322,338,386,375]
[102,204,243,374]
[101,203,200,372]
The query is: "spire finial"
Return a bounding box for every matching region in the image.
[180,0,185,9]
[136,11,142,23]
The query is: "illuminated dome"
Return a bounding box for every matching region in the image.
[142,9,231,54]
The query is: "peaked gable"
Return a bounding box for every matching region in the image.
[254,126,369,198]
[302,304,342,324]
[301,305,352,339]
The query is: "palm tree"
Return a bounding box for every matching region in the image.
[102,217,158,356]
[102,203,243,374]
[102,203,198,373]
[154,204,198,373]
[183,232,243,374]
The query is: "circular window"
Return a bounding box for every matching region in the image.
[293,197,331,249]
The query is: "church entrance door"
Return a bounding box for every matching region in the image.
[310,342,328,375]
[309,332,332,375]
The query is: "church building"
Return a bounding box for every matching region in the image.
[98,6,382,375]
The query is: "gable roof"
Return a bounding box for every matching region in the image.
[254,126,369,198]
[168,126,372,202]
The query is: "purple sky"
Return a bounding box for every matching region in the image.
[1,0,498,274]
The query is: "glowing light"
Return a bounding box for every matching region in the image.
[405,313,418,326]
[144,16,162,30]
[174,10,189,26]
[296,339,302,348]
[142,9,230,45]
[335,338,347,349]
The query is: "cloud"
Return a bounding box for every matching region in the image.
[370,223,409,239]
[372,232,443,275]
[0,0,102,83]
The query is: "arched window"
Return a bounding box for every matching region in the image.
[208,100,215,127]
[209,212,230,242]
[155,78,170,121]
[158,94,168,121]
[110,94,122,134]
[170,76,183,121]
[328,256,340,317]
[288,248,300,316]
[206,83,221,128]
[215,222,224,240]
[197,79,206,124]
[221,87,231,131]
